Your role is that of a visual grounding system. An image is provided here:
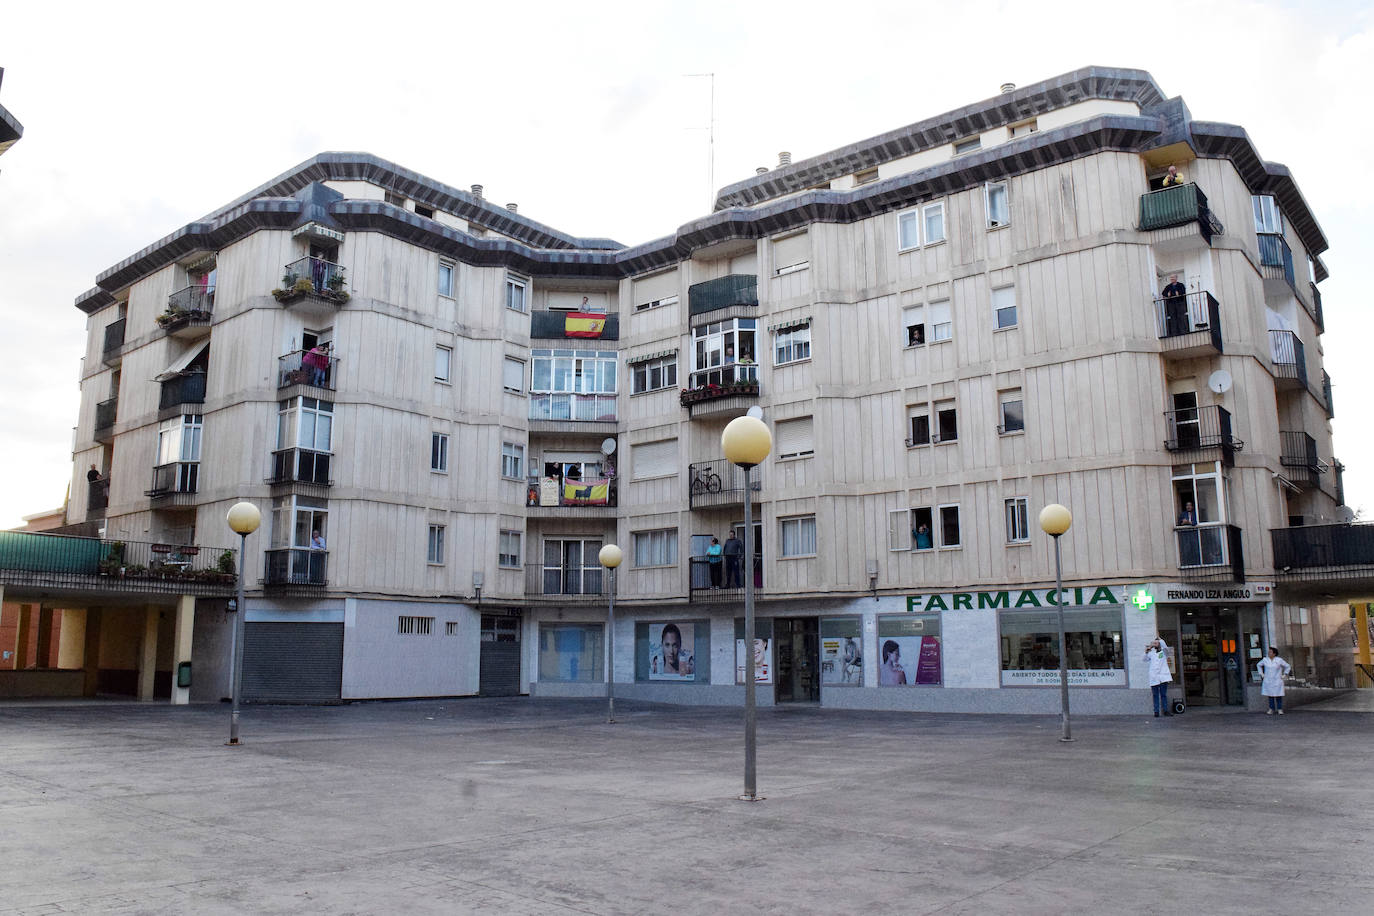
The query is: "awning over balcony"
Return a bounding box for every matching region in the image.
[156,341,209,382]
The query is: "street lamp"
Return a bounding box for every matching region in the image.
[226,501,261,746]
[598,543,623,724]
[721,415,771,801]
[1038,503,1073,743]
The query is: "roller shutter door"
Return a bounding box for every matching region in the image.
[242,622,343,702]
[479,614,522,696]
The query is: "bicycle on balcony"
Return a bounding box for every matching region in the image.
[691,466,722,495]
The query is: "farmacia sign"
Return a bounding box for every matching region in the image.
[906,585,1126,613]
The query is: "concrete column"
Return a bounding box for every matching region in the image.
[57,609,87,669]
[82,608,103,696]
[171,595,195,705]
[36,606,54,668]
[137,606,160,700]
[14,603,33,669]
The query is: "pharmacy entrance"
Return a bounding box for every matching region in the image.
[1155,600,1266,707]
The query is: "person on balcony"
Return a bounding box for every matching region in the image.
[724,532,744,588]
[1162,274,1188,336]
[1162,165,1185,187]
[707,536,724,587]
[303,344,330,387]
[311,530,326,550]
[87,463,102,483]
[311,256,327,293]
[1178,501,1197,526]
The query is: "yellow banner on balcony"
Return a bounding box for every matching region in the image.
[565,312,606,338]
[563,479,610,505]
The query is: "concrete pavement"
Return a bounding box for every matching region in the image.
[1,697,1372,914]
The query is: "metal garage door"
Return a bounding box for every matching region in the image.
[479,613,522,696]
[242,622,343,703]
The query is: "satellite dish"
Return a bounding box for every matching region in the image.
[1208,369,1233,394]
[1338,506,1356,524]
[600,438,616,455]
[746,406,764,420]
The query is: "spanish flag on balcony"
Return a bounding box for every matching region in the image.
[563,479,611,506]
[565,312,607,338]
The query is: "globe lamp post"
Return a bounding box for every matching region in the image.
[598,543,623,724]
[226,501,261,746]
[1039,503,1073,742]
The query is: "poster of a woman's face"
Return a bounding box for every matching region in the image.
[650,623,695,680]
[878,636,941,686]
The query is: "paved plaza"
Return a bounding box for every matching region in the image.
[2,695,1372,915]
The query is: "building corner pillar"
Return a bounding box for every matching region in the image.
[137,605,160,701]
[171,595,195,704]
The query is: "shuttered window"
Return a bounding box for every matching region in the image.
[632,439,678,479]
[632,268,680,311]
[929,299,952,342]
[775,416,814,460]
[772,231,810,275]
[502,357,524,393]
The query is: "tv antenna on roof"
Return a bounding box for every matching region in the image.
[686,73,715,210]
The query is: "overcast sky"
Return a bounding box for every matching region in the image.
[1,0,1371,531]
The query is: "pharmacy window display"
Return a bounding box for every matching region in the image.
[820,617,863,686]
[734,617,773,685]
[877,615,942,686]
[999,608,1125,686]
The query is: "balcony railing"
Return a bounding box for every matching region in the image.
[102,318,126,362]
[158,286,214,335]
[94,396,118,439]
[1164,405,1236,463]
[1272,524,1374,572]
[146,461,198,498]
[1279,431,1321,488]
[529,310,620,341]
[524,562,610,598]
[1310,282,1325,333]
[1322,370,1334,419]
[525,475,616,508]
[1154,290,1222,353]
[274,257,349,305]
[1269,330,1308,388]
[688,274,758,316]
[1258,232,1295,288]
[278,350,338,390]
[688,458,762,509]
[159,370,206,410]
[264,547,328,587]
[1176,523,1244,581]
[269,448,332,486]
[0,531,236,595]
[88,478,109,513]
[528,392,617,422]
[1139,183,1214,243]
[688,555,762,601]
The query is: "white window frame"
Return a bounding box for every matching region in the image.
[431,432,449,472]
[780,514,818,558]
[276,398,333,452]
[633,528,678,568]
[911,506,935,552]
[953,136,982,155]
[999,390,1024,436]
[929,298,952,343]
[774,324,811,366]
[498,530,522,568]
[937,504,962,549]
[428,524,446,565]
[903,305,925,348]
[634,295,679,313]
[992,285,1017,330]
[887,507,911,552]
[897,209,921,252]
[906,406,930,447]
[985,181,1010,229]
[775,416,815,460]
[435,344,452,383]
[923,202,945,245]
[631,355,677,394]
[501,441,524,480]
[934,399,958,444]
[158,413,204,464]
[502,356,525,394]
[1253,195,1284,235]
[505,274,528,313]
[438,260,455,299]
[1005,498,1030,544]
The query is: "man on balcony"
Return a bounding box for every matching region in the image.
[724,532,744,588]
[1162,274,1188,336]
[1162,165,1184,187]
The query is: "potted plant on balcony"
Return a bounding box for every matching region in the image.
[99,541,127,576]
[156,305,189,329]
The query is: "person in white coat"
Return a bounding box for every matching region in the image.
[1258,647,1293,715]
[1145,636,1173,717]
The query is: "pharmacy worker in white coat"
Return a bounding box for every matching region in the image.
[1145,637,1173,717]
[1258,647,1293,715]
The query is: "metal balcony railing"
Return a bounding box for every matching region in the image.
[160,285,214,332]
[688,555,762,600]
[1269,330,1308,388]
[1322,370,1334,419]
[528,392,617,422]
[1258,232,1295,288]
[264,547,328,586]
[1176,523,1244,581]
[1279,431,1321,487]
[1164,405,1236,463]
[687,458,762,509]
[686,363,759,391]
[278,350,338,390]
[1272,523,1374,572]
[269,448,332,486]
[525,475,616,508]
[1153,290,1221,352]
[1310,282,1325,333]
[147,461,198,497]
[1139,183,1214,243]
[688,274,758,316]
[94,396,118,438]
[529,310,620,340]
[0,531,236,594]
[282,257,347,293]
[102,318,126,357]
[524,562,610,598]
[159,371,206,410]
[87,478,109,512]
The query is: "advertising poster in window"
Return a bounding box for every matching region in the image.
[999,608,1126,686]
[735,638,772,684]
[820,617,863,686]
[649,622,695,680]
[877,616,942,686]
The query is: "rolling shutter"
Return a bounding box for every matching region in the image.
[632,269,679,307]
[775,416,814,459]
[242,622,343,702]
[632,439,678,479]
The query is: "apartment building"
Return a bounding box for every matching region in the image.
[4,66,1366,711]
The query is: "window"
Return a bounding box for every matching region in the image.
[539,624,605,683]
[1173,460,1230,568]
[445,621,459,635]
[923,202,945,244]
[935,400,958,443]
[898,209,921,251]
[878,615,942,686]
[1006,497,1030,543]
[928,299,952,342]
[431,433,449,472]
[775,416,815,459]
[953,137,982,155]
[529,349,617,421]
[772,231,810,275]
[911,506,934,550]
[774,324,811,365]
[985,182,1010,228]
[634,295,678,313]
[502,356,524,393]
[632,439,678,479]
[999,390,1024,435]
[428,525,446,564]
[415,204,435,219]
[992,285,1017,329]
[690,318,757,388]
[938,504,961,548]
[887,508,911,551]
[541,539,603,596]
[632,268,679,312]
[1253,195,1283,235]
[157,413,203,465]
[1009,119,1038,138]
[853,166,879,185]
[505,274,528,313]
[501,442,524,479]
[631,355,677,394]
[276,397,333,452]
[780,515,817,557]
[903,305,925,347]
[1000,608,1125,685]
[907,406,930,447]
[269,494,328,555]
[384,191,406,207]
[498,530,522,567]
[437,260,455,298]
[398,615,434,635]
[633,528,678,567]
[435,345,452,382]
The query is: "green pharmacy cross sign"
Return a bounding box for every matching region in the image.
[1131,588,1155,612]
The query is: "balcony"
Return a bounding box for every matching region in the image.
[1258,232,1296,295]
[273,257,349,307]
[278,350,338,391]
[688,274,758,317]
[87,478,109,519]
[1164,405,1238,465]
[1322,370,1334,419]
[528,393,617,431]
[1138,183,1214,245]
[529,309,620,341]
[1154,290,1222,357]
[1269,330,1307,390]
[159,370,206,411]
[688,459,762,509]
[1176,523,1244,582]
[268,448,332,487]
[688,555,762,602]
[146,461,198,504]
[525,475,616,516]
[157,286,214,339]
[101,317,126,367]
[1309,282,1325,333]
[1279,431,1322,489]
[524,562,610,602]
[680,365,760,418]
[1272,523,1374,586]
[0,531,236,598]
[264,548,328,589]
[94,396,118,442]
